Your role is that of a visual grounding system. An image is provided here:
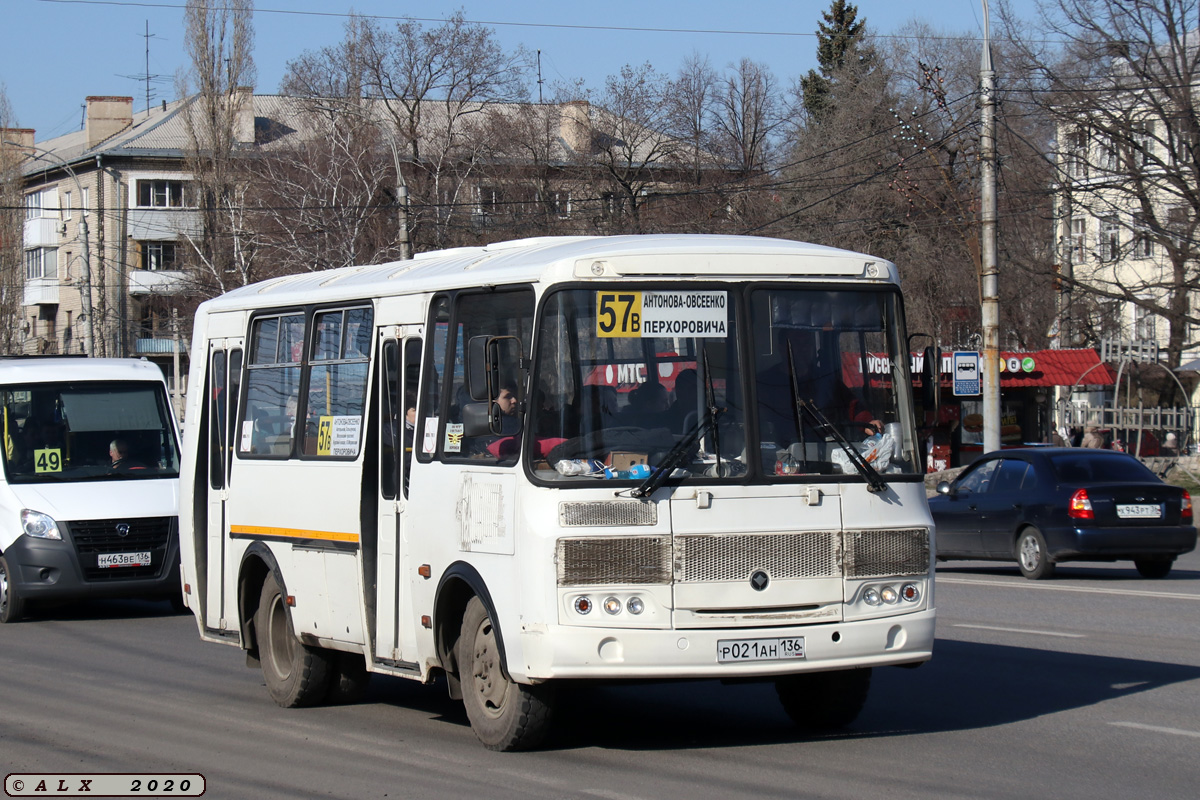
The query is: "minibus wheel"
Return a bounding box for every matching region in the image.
[256,572,332,707]
[0,555,25,624]
[775,667,872,730]
[458,596,554,751]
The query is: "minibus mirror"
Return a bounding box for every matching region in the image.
[922,344,940,414]
[466,335,491,402]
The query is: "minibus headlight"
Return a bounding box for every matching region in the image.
[901,583,920,603]
[627,596,645,615]
[21,509,61,540]
[862,587,882,606]
[574,596,593,615]
[603,596,622,615]
[880,586,899,604]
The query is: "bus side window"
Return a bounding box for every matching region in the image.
[209,350,226,489]
[403,337,422,495]
[242,313,304,458]
[381,340,399,500]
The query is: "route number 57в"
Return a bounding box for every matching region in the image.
[596,292,642,337]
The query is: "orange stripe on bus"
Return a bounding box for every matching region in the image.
[229,525,360,543]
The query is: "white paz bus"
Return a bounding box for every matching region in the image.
[178,235,937,750]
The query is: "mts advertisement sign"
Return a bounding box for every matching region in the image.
[953,351,980,396]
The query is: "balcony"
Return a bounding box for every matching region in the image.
[23,277,59,306]
[129,270,188,295]
[135,338,184,355]
[23,217,62,248]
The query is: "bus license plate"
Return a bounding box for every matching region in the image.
[1117,503,1161,519]
[98,552,152,568]
[717,637,805,663]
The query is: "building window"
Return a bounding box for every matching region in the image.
[140,241,178,271]
[549,190,571,219]
[81,187,89,217]
[24,247,58,280]
[1099,215,1120,261]
[477,185,503,215]
[1134,303,1157,341]
[1064,129,1088,180]
[24,191,43,220]
[136,179,189,208]
[1069,217,1086,264]
[1099,136,1118,171]
[1167,204,1189,246]
[63,191,72,220]
[1133,213,1153,258]
[1133,121,1155,167]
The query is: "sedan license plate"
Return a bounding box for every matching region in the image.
[1117,503,1162,519]
[717,636,805,663]
[98,551,152,568]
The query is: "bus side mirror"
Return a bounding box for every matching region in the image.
[920,343,940,416]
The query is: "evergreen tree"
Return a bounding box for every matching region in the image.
[800,0,868,122]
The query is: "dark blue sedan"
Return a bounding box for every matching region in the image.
[929,448,1196,579]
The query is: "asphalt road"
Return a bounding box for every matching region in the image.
[3,550,1199,800]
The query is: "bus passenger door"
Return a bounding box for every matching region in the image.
[375,332,422,664]
[204,341,243,631]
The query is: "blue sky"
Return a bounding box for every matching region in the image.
[3,0,1039,142]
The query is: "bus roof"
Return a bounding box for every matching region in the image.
[198,235,897,314]
[0,357,168,385]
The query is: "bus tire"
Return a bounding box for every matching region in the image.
[325,651,371,704]
[775,667,872,731]
[458,596,554,751]
[0,555,26,624]
[256,572,332,707]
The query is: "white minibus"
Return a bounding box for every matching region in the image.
[0,357,182,623]
[178,235,936,750]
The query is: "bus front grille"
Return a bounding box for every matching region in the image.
[843,528,929,578]
[557,536,672,585]
[68,517,174,582]
[674,532,840,582]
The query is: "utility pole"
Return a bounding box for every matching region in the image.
[980,0,1001,453]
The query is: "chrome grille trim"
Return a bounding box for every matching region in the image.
[559,501,657,527]
[844,528,930,578]
[556,536,672,585]
[674,531,840,582]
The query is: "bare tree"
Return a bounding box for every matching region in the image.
[177,0,257,295]
[666,53,719,186]
[1003,0,1200,367]
[0,84,24,354]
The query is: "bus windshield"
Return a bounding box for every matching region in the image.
[529,285,921,483]
[1,382,180,484]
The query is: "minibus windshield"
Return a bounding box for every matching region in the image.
[1,382,180,484]
[529,285,921,484]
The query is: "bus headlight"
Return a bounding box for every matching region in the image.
[574,596,593,615]
[21,509,61,540]
[862,587,882,606]
[880,586,899,604]
[627,596,645,615]
[901,583,920,603]
[603,596,622,615]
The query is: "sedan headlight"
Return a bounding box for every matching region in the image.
[21,509,61,540]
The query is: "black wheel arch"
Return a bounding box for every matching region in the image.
[238,542,285,659]
[434,561,507,699]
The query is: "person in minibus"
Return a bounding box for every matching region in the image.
[109,438,145,471]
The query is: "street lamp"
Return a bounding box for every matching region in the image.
[3,140,95,357]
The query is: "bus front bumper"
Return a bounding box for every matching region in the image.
[511,608,936,683]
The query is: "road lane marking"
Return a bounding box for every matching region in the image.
[953,624,1085,638]
[1110,721,1200,739]
[937,576,1200,601]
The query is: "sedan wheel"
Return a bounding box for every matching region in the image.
[1016,527,1055,580]
[1134,558,1174,579]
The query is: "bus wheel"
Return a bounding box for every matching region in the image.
[458,596,554,751]
[0,555,26,624]
[775,668,872,731]
[325,651,371,704]
[256,573,332,707]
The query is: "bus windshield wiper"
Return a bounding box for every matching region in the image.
[787,340,887,493]
[630,350,722,499]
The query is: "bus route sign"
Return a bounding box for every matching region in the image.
[595,291,727,338]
